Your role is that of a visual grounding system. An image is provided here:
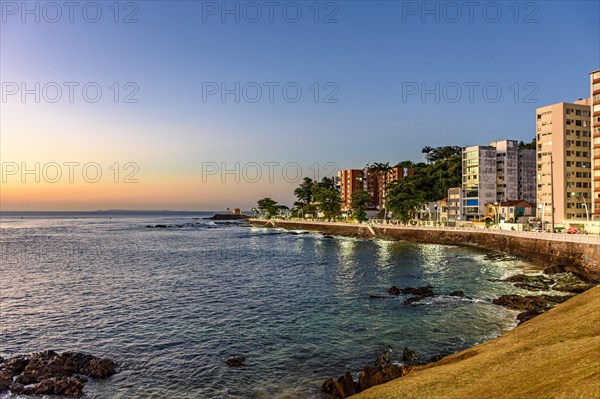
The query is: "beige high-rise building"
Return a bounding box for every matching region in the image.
[591,69,600,220]
[536,99,592,226]
[462,146,497,220]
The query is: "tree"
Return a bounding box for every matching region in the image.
[386,179,427,223]
[369,162,393,217]
[405,146,462,202]
[351,190,370,209]
[257,197,279,217]
[351,190,370,222]
[293,177,314,206]
[312,177,341,220]
[395,160,415,168]
[422,146,434,163]
[519,138,536,150]
[277,205,290,218]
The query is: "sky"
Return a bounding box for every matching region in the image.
[1,0,599,211]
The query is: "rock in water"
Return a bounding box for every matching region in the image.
[358,364,405,392]
[224,356,246,367]
[403,347,418,363]
[552,273,596,293]
[449,290,465,297]
[321,372,358,398]
[8,382,25,394]
[402,286,435,304]
[376,346,392,367]
[1,351,116,397]
[388,286,401,295]
[0,371,11,392]
[493,294,571,311]
[543,264,566,274]
[503,274,553,291]
[493,294,573,324]
[88,358,116,378]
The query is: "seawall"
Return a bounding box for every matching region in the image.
[248,219,600,282]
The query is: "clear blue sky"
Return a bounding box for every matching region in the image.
[1,1,599,210]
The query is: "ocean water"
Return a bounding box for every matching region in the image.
[0,212,541,398]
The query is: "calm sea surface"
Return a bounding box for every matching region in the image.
[0,212,542,398]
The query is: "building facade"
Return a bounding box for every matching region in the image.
[376,167,413,210]
[488,139,536,204]
[338,169,364,211]
[591,69,600,220]
[536,99,592,225]
[339,166,414,212]
[490,140,519,202]
[447,187,463,223]
[485,200,535,223]
[518,147,537,204]
[462,146,497,220]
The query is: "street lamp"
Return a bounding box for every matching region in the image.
[537,200,544,231]
[494,201,499,227]
[582,195,590,222]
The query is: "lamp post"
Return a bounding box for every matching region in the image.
[550,154,555,233]
[582,195,590,222]
[494,201,499,227]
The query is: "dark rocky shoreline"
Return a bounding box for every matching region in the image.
[322,270,596,398]
[321,347,421,398]
[493,270,595,324]
[0,351,116,397]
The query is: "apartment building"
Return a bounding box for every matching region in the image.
[339,166,414,212]
[462,146,497,220]
[518,148,537,204]
[447,187,463,223]
[338,169,364,211]
[376,167,414,209]
[536,99,592,224]
[488,139,536,204]
[490,140,519,202]
[591,69,600,220]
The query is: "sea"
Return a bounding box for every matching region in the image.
[0,211,543,398]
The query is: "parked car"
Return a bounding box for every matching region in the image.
[567,227,579,234]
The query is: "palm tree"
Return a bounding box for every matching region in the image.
[368,162,392,219]
[422,146,434,164]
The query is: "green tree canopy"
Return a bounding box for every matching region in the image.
[293,177,314,206]
[312,177,341,220]
[351,190,370,222]
[257,197,279,216]
[351,190,370,210]
[519,137,536,150]
[386,179,427,222]
[404,146,462,202]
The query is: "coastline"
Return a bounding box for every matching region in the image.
[352,285,600,399]
[248,219,600,283]
[249,219,600,398]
